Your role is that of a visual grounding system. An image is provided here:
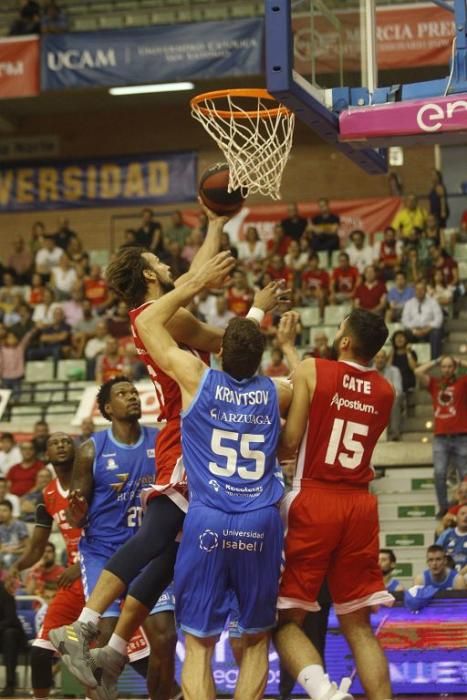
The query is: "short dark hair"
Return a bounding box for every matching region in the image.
[0,500,13,512]
[0,432,14,442]
[105,247,152,308]
[427,544,445,555]
[380,548,396,564]
[338,252,350,262]
[391,330,408,348]
[96,375,133,421]
[344,309,388,362]
[222,318,265,380]
[45,542,56,552]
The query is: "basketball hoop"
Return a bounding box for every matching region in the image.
[191,88,295,200]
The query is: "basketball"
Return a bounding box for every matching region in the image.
[199,162,245,216]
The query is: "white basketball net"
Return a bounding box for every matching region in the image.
[191,92,295,200]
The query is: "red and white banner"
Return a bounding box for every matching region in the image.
[185,197,402,242]
[294,3,455,74]
[0,36,40,99]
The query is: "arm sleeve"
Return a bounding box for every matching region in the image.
[35,495,53,528]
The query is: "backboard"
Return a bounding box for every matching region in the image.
[265,0,467,174]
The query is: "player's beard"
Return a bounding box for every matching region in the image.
[329,339,339,361]
[160,279,175,294]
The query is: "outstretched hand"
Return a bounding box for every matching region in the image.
[277,311,300,348]
[197,196,231,226]
[253,281,292,314]
[194,251,236,290]
[66,490,88,527]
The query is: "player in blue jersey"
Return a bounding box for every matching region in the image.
[413,544,465,590]
[379,550,404,593]
[50,377,180,700]
[131,253,292,700]
[436,504,467,570]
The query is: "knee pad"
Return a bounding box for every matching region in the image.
[31,646,54,689]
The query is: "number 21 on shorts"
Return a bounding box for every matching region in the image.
[325,418,369,470]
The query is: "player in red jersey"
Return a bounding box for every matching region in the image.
[51,208,285,699]
[7,433,84,700]
[275,309,395,700]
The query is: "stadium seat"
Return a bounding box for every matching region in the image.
[386,322,404,338]
[331,250,341,267]
[67,381,93,400]
[45,404,77,421]
[25,361,55,383]
[458,261,467,281]
[71,16,99,30]
[99,14,125,28]
[204,6,229,19]
[56,359,87,381]
[373,231,384,242]
[125,11,151,25]
[10,406,44,421]
[35,382,66,403]
[317,251,328,269]
[151,10,177,22]
[296,306,320,328]
[454,243,467,260]
[324,304,351,326]
[230,4,257,17]
[309,325,338,346]
[414,343,431,364]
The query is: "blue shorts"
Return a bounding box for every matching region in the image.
[227,592,241,639]
[174,504,283,638]
[79,538,175,617]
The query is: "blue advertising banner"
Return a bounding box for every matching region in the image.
[0,151,197,212]
[41,19,263,91]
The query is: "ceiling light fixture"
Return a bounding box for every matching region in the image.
[109,82,195,96]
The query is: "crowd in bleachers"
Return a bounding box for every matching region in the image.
[8,0,67,36]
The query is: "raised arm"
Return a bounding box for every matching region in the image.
[414,357,439,389]
[182,205,228,277]
[280,358,316,458]
[68,439,95,527]
[276,311,301,372]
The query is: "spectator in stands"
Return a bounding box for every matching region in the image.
[31,287,61,326]
[305,332,333,360]
[28,273,46,306]
[25,542,64,599]
[374,349,403,441]
[346,229,375,274]
[0,580,27,697]
[300,253,329,318]
[375,226,403,280]
[9,303,34,343]
[35,235,63,281]
[414,544,465,590]
[385,271,415,324]
[164,210,191,249]
[50,253,78,300]
[238,226,266,264]
[74,299,97,336]
[106,300,131,339]
[281,203,308,241]
[405,226,432,271]
[428,269,455,310]
[7,442,44,498]
[379,549,403,593]
[388,331,418,397]
[163,240,190,279]
[194,289,217,323]
[66,235,87,266]
[84,319,109,363]
[353,264,387,315]
[31,421,49,462]
[401,246,424,285]
[425,214,442,248]
[428,169,450,228]
[83,264,108,310]
[427,244,459,288]
[264,348,289,378]
[62,285,86,328]
[7,236,33,285]
[220,231,238,259]
[40,0,68,33]
[329,252,360,305]
[267,223,291,258]
[226,270,254,317]
[447,480,467,517]
[29,221,46,255]
[436,504,467,570]
[19,467,51,523]
[0,500,29,569]
[206,296,235,330]
[122,342,147,381]
[267,254,290,285]
[310,197,340,259]
[415,355,467,518]
[27,306,71,364]
[52,217,76,251]
[0,479,19,520]
[76,417,95,446]
[401,280,444,358]
[284,240,308,273]
[0,435,22,479]
[181,230,203,264]
[0,272,22,315]
[134,208,163,252]
[8,0,41,36]
[392,193,428,238]
[0,327,36,401]
[2,294,23,328]
[95,337,124,384]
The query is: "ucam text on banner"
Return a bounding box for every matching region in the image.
[41,18,263,91]
[0,151,197,212]
[0,36,40,98]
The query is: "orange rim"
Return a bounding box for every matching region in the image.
[190,88,292,119]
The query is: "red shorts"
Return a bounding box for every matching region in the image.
[144,421,188,512]
[278,481,394,615]
[34,579,85,650]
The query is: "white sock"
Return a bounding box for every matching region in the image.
[78,607,100,626]
[297,665,332,699]
[109,633,127,656]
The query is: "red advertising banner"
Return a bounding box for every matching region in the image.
[185,197,402,243]
[294,3,455,75]
[0,36,40,99]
